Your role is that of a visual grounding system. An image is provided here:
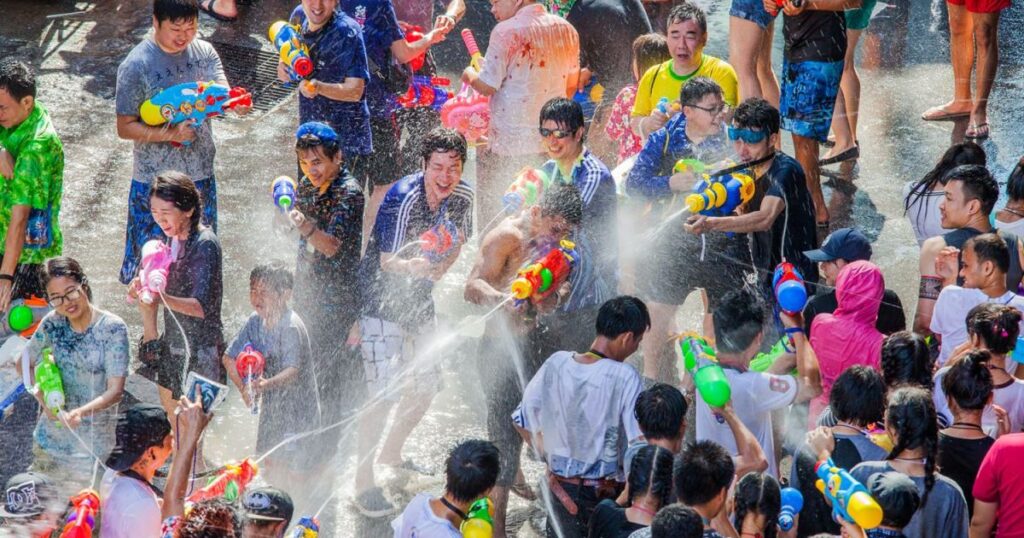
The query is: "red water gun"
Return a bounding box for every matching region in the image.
[235,346,266,416]
[420,221,460,263]
[768,0,803,15]
[187,459,259,504]
[398,75,452,111]
[401,23,429,72]
[510,240,577,306]
[60,489,99,538]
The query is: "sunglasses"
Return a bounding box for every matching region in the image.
[539,127,573,139]
[727,126,768,144]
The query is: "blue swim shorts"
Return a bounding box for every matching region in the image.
[780,59,844,142]
[730,0,775,29]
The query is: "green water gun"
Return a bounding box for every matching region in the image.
[749,337,796,374]
[679,335,731,408]
[673,158,706,175]
[460,497,494,537]
[34,348,65,418]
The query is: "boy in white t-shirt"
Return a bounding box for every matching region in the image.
[694,289,822,477]
[931,233,1024,367]
[391,440,500,538]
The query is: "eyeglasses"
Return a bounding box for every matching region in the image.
[47,286,83,308]
[727,126,768,144]
[686,102,727,116]
[539,127,573,139]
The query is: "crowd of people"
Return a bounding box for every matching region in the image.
[0,0,1021,536]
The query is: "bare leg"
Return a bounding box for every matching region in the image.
[923,3,974,118]
[209,0,238,18]
[757,21,781,109]
[376,388,435,466]
[641,301,679,381]
[491,486,511,538]
[355,400,393,492]
[970,11,1001,131]
[841,29,864,138]
[822,87,855,161]
[729,17,769,100]
[793,134,827,225]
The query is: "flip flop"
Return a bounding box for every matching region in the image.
[199,0,237,21]
[965,123,990,140]
[921,105,971,122]
[819,145,860,166]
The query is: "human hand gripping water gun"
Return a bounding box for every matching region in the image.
[773,262,807,315]
[510,240,577,306]
[34,348,65,420]
[139,81,252,146]
[814,458,883,529]
[778,487,803,532]
[685,170,756,218]
[132,240,175,305]
[502,168,551,213]
[461,497,495,538]
[679,334,731,408]
[441,30,490,144]
[287,516,320,538]
[272,176,298,213]
[269,21,314,82]
[655,97,681,116]
[768,0,804,16]
[420,221,460,264]
[186,458,259,504]
[60,489,100,538]
[573,77,605,120]
[398,75,453,111]
[236,345,265,415]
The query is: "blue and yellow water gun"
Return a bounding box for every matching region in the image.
[139,81,252,145]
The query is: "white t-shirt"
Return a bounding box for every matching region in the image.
[934,366,1024,437]
[99,468,161,538]
[695,369,798,477]
[995,217,1024,238]
[930,287,1024,366]
[903,182,947,246]
[513,351,643,481]
[391,493,461,538]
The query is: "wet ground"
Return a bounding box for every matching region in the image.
[1,0,1023,535]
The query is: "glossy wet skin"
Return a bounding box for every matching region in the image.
[939,180,977,229]
[250,279,289,323]
[423,150,464,208]
[540,120,584,163]
[45,276,89,323]
[297,146,342,189]
[152,16,197,55]
[150,196,194,240]
[302,0,339,30]
[667,18,706,69]
[0,88,32,130]
[489,0,523,22]
[683,93,727,137]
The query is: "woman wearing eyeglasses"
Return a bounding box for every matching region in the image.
[21,256,129,482]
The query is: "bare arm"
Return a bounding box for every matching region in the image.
[783,313,822,404]
[261,366,299,390]
[222,354,245,393]
[392,31,444,64]
[807,0,861,9]
[306,77,366,102]
[461,68,498,97]
[465,231,517,305]
[162,397,211,520]
[0,148,13,179]
[72,377,125,416]
[970,500,998,538]
[716,403,769,478]
[159,294,206,319]
[913,237,946,334]
[115,114,195,145]
[299,221,342,258]
[698,195,786,235]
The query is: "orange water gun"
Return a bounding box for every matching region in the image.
[510,240,577,306]
[186,459,258,504]
[60,489,99,538]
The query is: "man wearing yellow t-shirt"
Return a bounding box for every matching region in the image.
[629,3,738,141]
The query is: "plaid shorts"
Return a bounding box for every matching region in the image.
[359,317,441,401]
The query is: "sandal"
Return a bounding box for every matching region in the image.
[199,0,237,21]
[965,123,990,140]
[921,105,971,122]
[819,144,860,166]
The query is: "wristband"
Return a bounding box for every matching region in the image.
[784,327,805,336]
[0,274,13,283]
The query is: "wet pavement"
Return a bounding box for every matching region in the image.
[1,0,1023,535]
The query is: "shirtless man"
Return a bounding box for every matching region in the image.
[464,184,583,538]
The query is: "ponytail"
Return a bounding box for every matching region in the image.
[966,303,1022,355]
[886,386,939,505]
[942,350,994,411]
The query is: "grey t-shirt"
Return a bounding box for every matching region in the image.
[850,461,968,538]
[115,38,226,182]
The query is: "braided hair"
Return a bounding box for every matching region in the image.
[733,472,781,538]
[885,386,939,505]
[627,444,675,508]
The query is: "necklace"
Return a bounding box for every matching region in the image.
[629,504,657,517]
[439,497,466,522]
[1002,205,1024,219]
[950,422,983,431]
[893,456,927,464]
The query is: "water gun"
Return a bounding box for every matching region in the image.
[235,345,265,416]
[673,158,705,175]
[1012,335,1024,364]
[186,459,259,504]
[34,348,65,418]
[0,383,27,422]
[269,21,313,81]
[778,487,803,532]
[655,97,681,116]
[502,168,551,213]
[398,75,452,111]
[685,171,756,217]
[139,81,252,145]
[768,0,804,15]
[442,32,490,144]
[867,424,895,452]
[272,176,298,213]
[679,335,731,408]
[420,221,460,263]
[402,24,428,72]
[3,296,50,339]
[510,240,577,306]
[772,262,807,315]
[748,337,793,373]
[60,489,100,538]
[287,516,320,538]
[135,240,175,305]
[460,497,494,538]
[814,458,883,529]
[573,77,605,120]
[462,29,484,72]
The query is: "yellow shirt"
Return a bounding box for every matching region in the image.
[630,55,739,117]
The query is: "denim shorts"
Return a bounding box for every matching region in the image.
[780,59,844,142]
[730,0,775,29]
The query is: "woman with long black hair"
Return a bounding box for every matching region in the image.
[732,472,781,538]
[588,445,674,538]
[903,142,986,245]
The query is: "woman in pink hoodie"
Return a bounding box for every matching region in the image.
[808,260,886,426]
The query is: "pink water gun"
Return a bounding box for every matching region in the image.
[236,345,266,415]
[441,29,490,144]
[134,240,175,304]
[462,29,484,72]
[60,489,99,538]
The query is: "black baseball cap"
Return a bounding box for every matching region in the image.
[868,472,921,529]
[804,227,873,263]
[241,487,294,525]
[105,403,172,472]
[0,472,56,518]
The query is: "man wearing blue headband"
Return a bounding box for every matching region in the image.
[685,97,819,302]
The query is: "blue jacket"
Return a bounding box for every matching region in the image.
[625,114,729,199]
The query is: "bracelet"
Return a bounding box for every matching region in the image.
[784,327,805,335]
[0,274,13,283]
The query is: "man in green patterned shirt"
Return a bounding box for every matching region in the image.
[0,60,64,311]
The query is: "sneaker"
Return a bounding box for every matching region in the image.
[354,487,397,518]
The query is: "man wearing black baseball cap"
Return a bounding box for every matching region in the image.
[802,228,906,336]
[0,471,61,535]
[239,486,294,538]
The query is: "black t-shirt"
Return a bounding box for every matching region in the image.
[793,436,868,537]
[804,288,907,336]
[165,228,223,349]
[751,153,820,289]
[566,0,653,94]
[937,433,995,518]
[588,499,647,538]
[783,11,847,63]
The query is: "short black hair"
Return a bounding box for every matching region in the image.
[634,383,687,441]
[942,350,993,411]
[732,97,780,135]
[966,233,1010,274]
[151,170,203,232]
[444,440,500,503]
[881,331,934,390]
[674,440,735,506]
[539,97,585,135]
[680,77,723,108]
[733,473,781,538]
[830,366,886,426]
[250,261,294,293]
[627,445,675,507]
[966,303,1023,354]
[595,296,651,340]
[945,164,999,215]
[420,127,468,165]
[713,289,765,354]
[1008,158,1024,202]
[667,2,708,34]
[651,504,704,538]
[177,499,239,537]
[539,184,583,226]
[153,0,199,23]
[41,256,93,302]
[295,134,341,161]
[0,59,35,101]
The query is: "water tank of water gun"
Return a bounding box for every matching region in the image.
[772,262,807,315]
[680,336,731,408]
[272,176,297,213]
[502,167,551,213]
[510,241,577,302]
[236,345,266,379]
[287,516,320,538]
[7,296,50,338]
[60,489,100,538]
[655,97,681,115]
[35,348,65,416]
[461,497,494,538]
[269,21,313,78]
[814,458,883,529]
[139,240,174,305]
[573,77,605,120]
[778,487,803,531]
[685,172,755,216]
[420,221,459,263]
[1012,335,1024,364]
